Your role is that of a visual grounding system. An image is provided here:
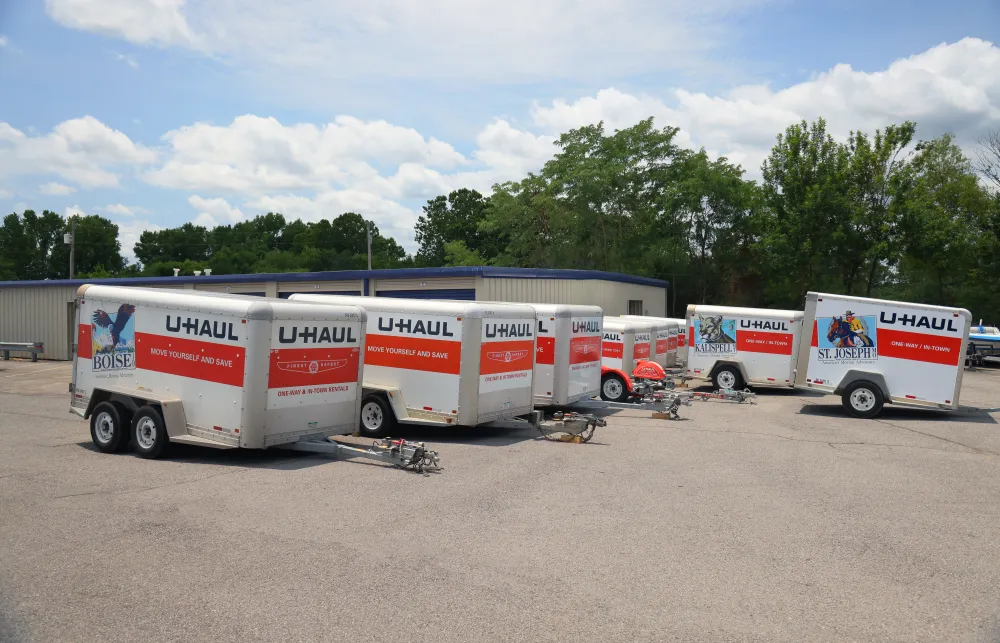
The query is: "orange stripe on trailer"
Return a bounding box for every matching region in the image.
[77,324,93,359]
[364,334,462,375]
[737,330,795,356]
[569,336,601,364]
[536,336,556,365]
[268,346,360,389]
[878,328,964,366]
[479,340,534,375]
[135,332,246,387]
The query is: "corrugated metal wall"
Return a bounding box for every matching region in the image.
[0,286,78,360]
[477,278,666,316]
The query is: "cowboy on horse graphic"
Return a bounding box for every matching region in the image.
[827,310,875,348]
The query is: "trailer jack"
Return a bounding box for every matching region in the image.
[538,411,607,443]
[282,436,442,475]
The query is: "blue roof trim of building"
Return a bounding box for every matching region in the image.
[0,266,667,289]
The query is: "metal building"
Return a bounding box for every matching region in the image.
[0,266,667,360]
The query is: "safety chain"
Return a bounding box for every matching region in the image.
[538,412,607,443]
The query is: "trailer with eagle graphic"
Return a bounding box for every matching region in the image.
[69,285,441,471]
[289,294,537,436]
[794,292,972,418]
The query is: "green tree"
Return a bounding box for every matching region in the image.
[415,189,494,266]
[50,214,125,278]
[760,118,851,306]
[0,210,64,279]
[443,240,485,266]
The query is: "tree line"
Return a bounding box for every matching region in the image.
[2,117,999,321]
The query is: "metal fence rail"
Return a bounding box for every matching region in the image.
[0,342,45,362]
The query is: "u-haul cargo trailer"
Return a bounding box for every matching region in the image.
[600,317,660,401]
[527,304,603,406]
[685,304,803,390]
[665,318,688,363]
[290,294,536,436]
[70,285,370,458]
[794,292,972,418]
[620,316,680,367]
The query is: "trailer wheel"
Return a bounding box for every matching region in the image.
[841,381,884,419]
[90,401,130,454]
[600,373,629,402]
[132,406,169,459]
[359,395,395,438]
[712,366,743,391]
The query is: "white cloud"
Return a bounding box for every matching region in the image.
[100,204,147,217]
[0,116,156,188]
[188,195,245,228]
[145,114,467,193]
[532,38,1000,178]
[65,205,86,218]
[113,51,139,69]
[45,0,196,47]
[45,0,769,82]
[0,35,7,47]
[0,189,11,199]
[39,182,77,195]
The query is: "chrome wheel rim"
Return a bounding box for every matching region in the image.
[361,402,383,430]
[717,371,737,390]
[136,417,157,449]
[850,388,876,412]
[603,379,623,399]
[94,412,114,444]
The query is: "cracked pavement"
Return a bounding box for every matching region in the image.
[1,359,999,642]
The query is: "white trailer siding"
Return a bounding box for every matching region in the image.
[73,286,366,448]
[620,316,680,367]
[530,304,603,405]
[795,292,971,408]
[602,318,654,374]
[686,305,803,387]
[290,294,536,425]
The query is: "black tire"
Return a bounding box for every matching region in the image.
[358,394,396,438]
[712,365,743,391]
[600,373,629,402]
[89,401,130,453]
[132,405,169,459]
[841,380,884,419]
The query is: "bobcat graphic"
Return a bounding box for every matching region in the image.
[698,315,736,344]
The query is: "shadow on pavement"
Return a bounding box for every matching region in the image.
[797,403,998,425]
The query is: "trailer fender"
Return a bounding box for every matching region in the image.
[600,366,635,393]
[632,360,667,381]
[708,360,750,384]
[833,370,891,400]
[84,388,188,438]
[361,384,408,422]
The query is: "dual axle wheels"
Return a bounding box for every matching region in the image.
[90,402,168,459]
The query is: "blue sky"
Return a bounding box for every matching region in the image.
[0,0,997,260]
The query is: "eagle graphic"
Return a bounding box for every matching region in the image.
[92,304,136,350]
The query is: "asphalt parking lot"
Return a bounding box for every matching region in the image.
[1,359,999,643]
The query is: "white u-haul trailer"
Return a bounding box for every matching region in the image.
[599,317,659,401]
[794,292,972,418]
[665,318,688,363]
[685,304,803,390]
[523,304,603,406]
[69,286,440,470]
[620,316,679,367]
[289,294,537,436]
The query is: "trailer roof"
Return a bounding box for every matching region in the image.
[602,317,656,332]
[687,304,803,319]
[0,266,667,289]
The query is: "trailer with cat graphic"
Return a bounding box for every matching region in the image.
[685,304,804,391]
[290,294,537,436]
[794,292,972,418]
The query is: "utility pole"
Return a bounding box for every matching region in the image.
[64,216,77,279]
[366,219,372,271]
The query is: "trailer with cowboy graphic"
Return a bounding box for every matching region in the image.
[794,292,972,418]
[685,304,804,391]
